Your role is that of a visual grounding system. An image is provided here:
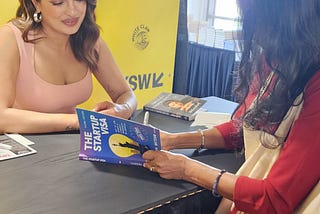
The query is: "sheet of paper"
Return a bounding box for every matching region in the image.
[191,111,231,128]
[5,133,35,145]
[0,134,36,161]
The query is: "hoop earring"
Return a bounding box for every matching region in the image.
[33,12,42,23]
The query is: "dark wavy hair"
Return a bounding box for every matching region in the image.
[234,0,320,142]
[12,0,100,72]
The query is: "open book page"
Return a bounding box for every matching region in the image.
[0,134,37,161]
[190,112,231,128]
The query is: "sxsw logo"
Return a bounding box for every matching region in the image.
[126,72,164,90]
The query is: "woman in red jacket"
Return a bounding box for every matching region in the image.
[143,0,320,213]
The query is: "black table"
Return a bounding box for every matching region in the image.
[0,96,243,214]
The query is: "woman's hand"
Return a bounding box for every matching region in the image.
[93,100,132,119]
[142,150,189,180]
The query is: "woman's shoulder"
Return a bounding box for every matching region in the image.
[302,70,320,113]
[0,21,24,42]
[95,36,113,53]
[305,70,320,95]
[0,23,19,50]
[0,23,15,36]
[0,23,20,78]
[94,36,105,51]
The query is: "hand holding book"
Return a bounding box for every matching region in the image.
[76,108,161,166]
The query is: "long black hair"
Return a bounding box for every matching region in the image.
[13,0,100,72]
[234,0,320,142]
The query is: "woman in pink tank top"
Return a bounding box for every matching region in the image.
[0,0,137,134]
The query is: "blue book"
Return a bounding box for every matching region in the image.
[76,108,161,166]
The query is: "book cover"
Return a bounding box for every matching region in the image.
[143,92,207,121]
[76,108,161,166]
[0,134,37,161]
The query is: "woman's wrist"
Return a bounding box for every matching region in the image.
[164,132,202,150]
[116,91,137,119]
[182,157,206,182]
[122,103,133,118]
[166,132,178,150]
[65,114,79,131]
[196,129,205,152]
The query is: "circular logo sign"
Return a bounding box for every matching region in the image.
[132,24,150,50]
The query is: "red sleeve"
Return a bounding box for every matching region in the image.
[233,71,320,213]
[215,87,258,150]
[215,121,242,150]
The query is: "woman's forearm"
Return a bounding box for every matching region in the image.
[166,127,227,150]
[0,108,78,134]
[183,157,238,201]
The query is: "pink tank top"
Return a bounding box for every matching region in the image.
[7,22,93,113]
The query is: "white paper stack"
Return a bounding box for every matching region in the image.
[191,111,231,128]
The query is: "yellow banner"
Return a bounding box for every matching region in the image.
[87,0,180,109]
[0,1,18,24]
[1,1,180,109]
